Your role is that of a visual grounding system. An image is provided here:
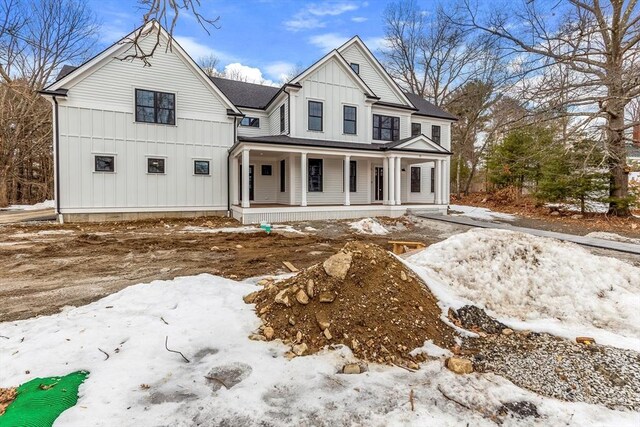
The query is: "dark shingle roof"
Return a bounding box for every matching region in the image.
[210,76,280,110]
[403,92,457,121]
[237,135,451,154]
[56,65,78,81]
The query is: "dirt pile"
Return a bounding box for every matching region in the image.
[0,387,16,415]
[246,242,458,367]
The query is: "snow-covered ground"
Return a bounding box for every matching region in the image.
[586,231,640,245]
[407,228,640,351]
[2,199,54,211]
[449,205,516,222]
[1,273,637,426]
[349,218,390,235]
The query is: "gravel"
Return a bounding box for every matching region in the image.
[463,332,640,411]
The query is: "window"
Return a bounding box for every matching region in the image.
[343,105,357,135]
[147,158,166,174]
[280,159,285,192]
[240,117,260,127]
[279,104,286,133]
[350,63,360,74]
[432,125,441,145]
[373,114,400,141]
[94,155,115,172]
[430,166,435,192]
[308,100,323,131]
[349,160,357,192]
[411,123,421,137]
[135,89,175,125]
[308,158,323,192]
[411,167,421,192]
[194,160,210,175]
[261,164,272,176]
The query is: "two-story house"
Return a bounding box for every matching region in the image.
[40,22,455,224]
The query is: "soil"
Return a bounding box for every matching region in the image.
[0,387,16,415]
[452,192,640,239]
[248,242,458,367]
[0,216,466,322]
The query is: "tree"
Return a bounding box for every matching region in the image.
[460,0,640,216]
[198,54,222,77]
[0,0,98,206]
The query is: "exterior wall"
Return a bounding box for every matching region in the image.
[268,99,289,135]
[57,34,234,213]
[410,116,452,151]
[339,43,405,105]
[401,161,437,204]
[372,105,413,140]
[291,58,369,142]
[237,109,269,138]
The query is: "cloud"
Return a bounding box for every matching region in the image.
[223,63,278,86]
[173,36,236,63]
[351,16,368,23]
[284,2,363,32]
[265,61,296,82]
[308,33,351,52]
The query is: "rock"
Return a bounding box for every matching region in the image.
[407,361,420,370]
[576,336,596,345]
[235,244,243,249]
[274,289,291,307]
[453,305,508,335]
[292,343,308,356]
[342,363,361,374]
[502,328,514,336]
[205,362,253,391]
[323,328,332,340]
[319,292,335,303]
[445,357,473,374]
[263,326,275,341]
[259,306,268,315]
[571,214,584,220]
[315,312,330,330]
[323,251,353,280]
[497,401,540,419]
[248,334,266,341]
[243,291,260,304]
[296,289,309,305]
[257,278,272,286]
[400,271,407,281]
[296,331,302,342]
[306,279,315,298]
[288,316,296,326]
[550,211,560,216]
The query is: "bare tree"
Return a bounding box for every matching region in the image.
[198,54,222,77]
[0,0,98,206]
[460,0,640,215]
[121,0,219,65]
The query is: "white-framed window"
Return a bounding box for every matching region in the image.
[147,157,166,174]
[94,155,115,173]
[194,160,210,175]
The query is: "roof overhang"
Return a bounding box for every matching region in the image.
[387,134,451,154]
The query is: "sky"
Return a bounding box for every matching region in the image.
[86,0,402,85]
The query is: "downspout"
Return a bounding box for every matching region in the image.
[227,116,237,215]
[52,96,61,221]
[284,87,291,135]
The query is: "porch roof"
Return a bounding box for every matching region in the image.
[235,135,452,155]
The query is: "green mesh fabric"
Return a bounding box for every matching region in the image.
[0,371,88,427]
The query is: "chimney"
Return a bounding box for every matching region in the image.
[634,123,640,147]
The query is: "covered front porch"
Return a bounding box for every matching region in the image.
[229,136,450,224]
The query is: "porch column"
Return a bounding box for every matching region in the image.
[444,158,450,205]
[439,159,447,205]
[288,153,296,205]
[383,157,389,205]
[241,149,250,208]
[388,156,395,205]
[435,159,443,205]
[231,154,239,205]
[394,156,402,206]
[343,155,351,206]
[300,152,307,207]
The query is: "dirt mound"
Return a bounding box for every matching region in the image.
[246,242,458,367]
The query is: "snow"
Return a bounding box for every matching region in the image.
[449,205,516,221]
[3,199,54,211]
[586,231,640,245]
[1,274,637,426]
[406,228,640,351]
[349,218,389,235]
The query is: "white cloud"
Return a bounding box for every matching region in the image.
[173,36,236,63]
[351,16,368,23]
[285,2,362,32]
[308,33,351,52]
[265,61,295,82]
[223,63,278,86]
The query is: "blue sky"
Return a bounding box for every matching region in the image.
[88,0,400,84]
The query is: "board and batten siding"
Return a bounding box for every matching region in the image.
[411,116,452,151]
[237,109,269,138]
[291,58,370,142]
[339,44,405,106]
[56,34,235,213]
[402,162,437,204]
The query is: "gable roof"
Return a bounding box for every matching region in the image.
[43,21,241,114]
[337,36,414,108]
[386,134,450,153]
[210,77,280,110]
[403,92,457,121]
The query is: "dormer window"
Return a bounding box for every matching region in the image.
[240,117,260,127]
[350,63,360,74]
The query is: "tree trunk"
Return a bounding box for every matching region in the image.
[455,153,462,198]
[0,167,9,208]
[606,101,630,216]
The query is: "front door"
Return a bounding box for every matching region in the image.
[239,165,254,201]
[374,166,384,201]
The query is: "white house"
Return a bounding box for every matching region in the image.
[41,22,456,224]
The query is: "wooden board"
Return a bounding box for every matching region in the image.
[282,261,299,272]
